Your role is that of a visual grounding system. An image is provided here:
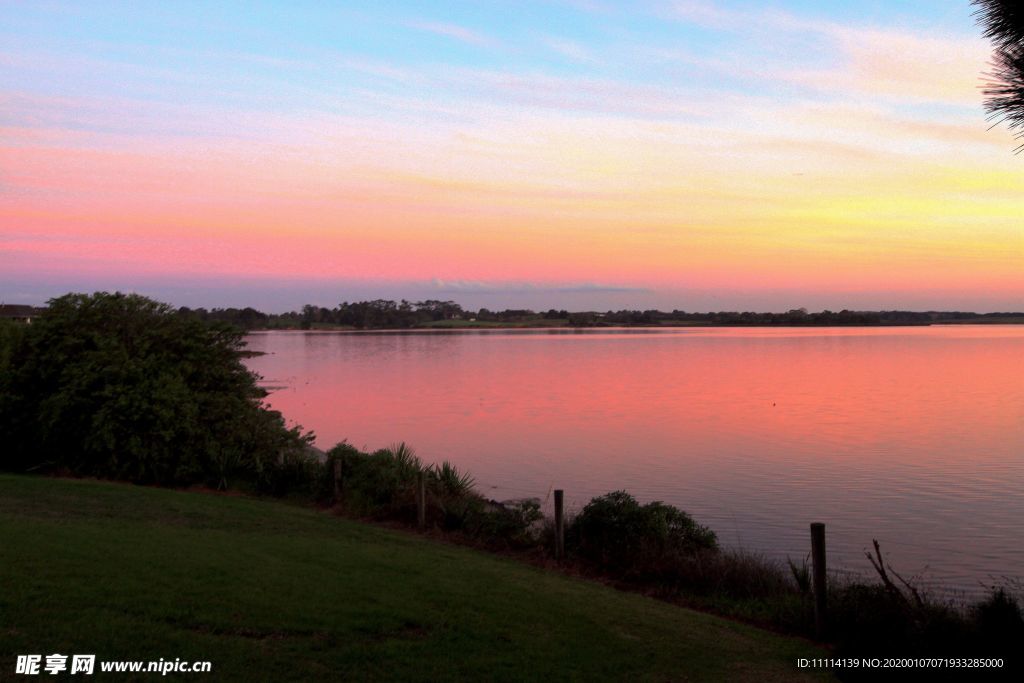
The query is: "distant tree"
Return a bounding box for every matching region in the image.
[974,0,1024,150]
[0,319,26,375]
[568,312,596,326]
[0,292,310,485]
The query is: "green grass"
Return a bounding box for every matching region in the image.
[0,475,829,681]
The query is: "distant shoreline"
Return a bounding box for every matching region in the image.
[9,299,1022,331]
[245,319,1024,333]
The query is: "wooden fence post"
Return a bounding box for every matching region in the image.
[810,522,827,639]
[417,471,426,531]
[554,489,565,561]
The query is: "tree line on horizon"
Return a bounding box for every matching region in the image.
[171,300,1023,330]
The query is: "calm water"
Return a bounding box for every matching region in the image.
[244,326,1024,596]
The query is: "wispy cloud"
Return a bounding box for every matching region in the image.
[796,26,990,106]
[541,36,598,64]
[664,1,989,106]
[406,20,497,48]
[429,279,649,294]
[667,0,740,29]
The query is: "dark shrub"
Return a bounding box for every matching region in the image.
[829,583,978,669]
[568,490,717,574]
[465,498,543,547]
[252,447,325,498]
[329,442,422,518]
[977,588,1024,632]
[975,588,1024,658]
[326,441,540,544]
[830,583,918,657]
[0,318,25,374]
[0,292,310,486]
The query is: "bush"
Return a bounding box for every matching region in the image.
[252,445,326,498]
[568,491,717,574]
[329,442,422,518]
[823,582,1024,678]
[326,442,541,545]
[975,588,1024,657]
[0,318,25,374]
[464,498,543,547]
[0,292,311,487]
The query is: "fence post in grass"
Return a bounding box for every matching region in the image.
[417,470,426,531]
[810,522,827,639]
[554,489,565,561]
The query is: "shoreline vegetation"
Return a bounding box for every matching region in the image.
[8,299,1021,331]
[177,300,1024,331]
[4,444,1022,679]
[250,444,1024,668]
[2,292,1022,679]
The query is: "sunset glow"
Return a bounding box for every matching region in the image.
[1,1,1021,311]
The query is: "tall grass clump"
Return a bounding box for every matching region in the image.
[976,587,1024,655]
[324,442,541,545]
[812,548,1024,678]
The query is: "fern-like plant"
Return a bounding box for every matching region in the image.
[429,460,476,497]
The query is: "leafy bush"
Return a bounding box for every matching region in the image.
[568,491,717,574]
[329,442,423,518]
[465,498,543,547]
[0,292,311,486]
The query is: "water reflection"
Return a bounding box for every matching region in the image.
[244,326,1024,595]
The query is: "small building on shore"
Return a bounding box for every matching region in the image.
[0,304,44,324]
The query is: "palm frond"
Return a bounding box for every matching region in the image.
[429,460,476,497]
[973,0,1024,149]
[973,0,1024,50]
[386,442,422,477]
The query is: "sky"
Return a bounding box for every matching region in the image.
[1,0,1021,312]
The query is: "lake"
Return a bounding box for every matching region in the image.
[243,326,1024,596]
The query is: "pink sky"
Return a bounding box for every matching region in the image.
[1,1,1021,311]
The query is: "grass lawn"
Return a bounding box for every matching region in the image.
[0,475,830,681]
